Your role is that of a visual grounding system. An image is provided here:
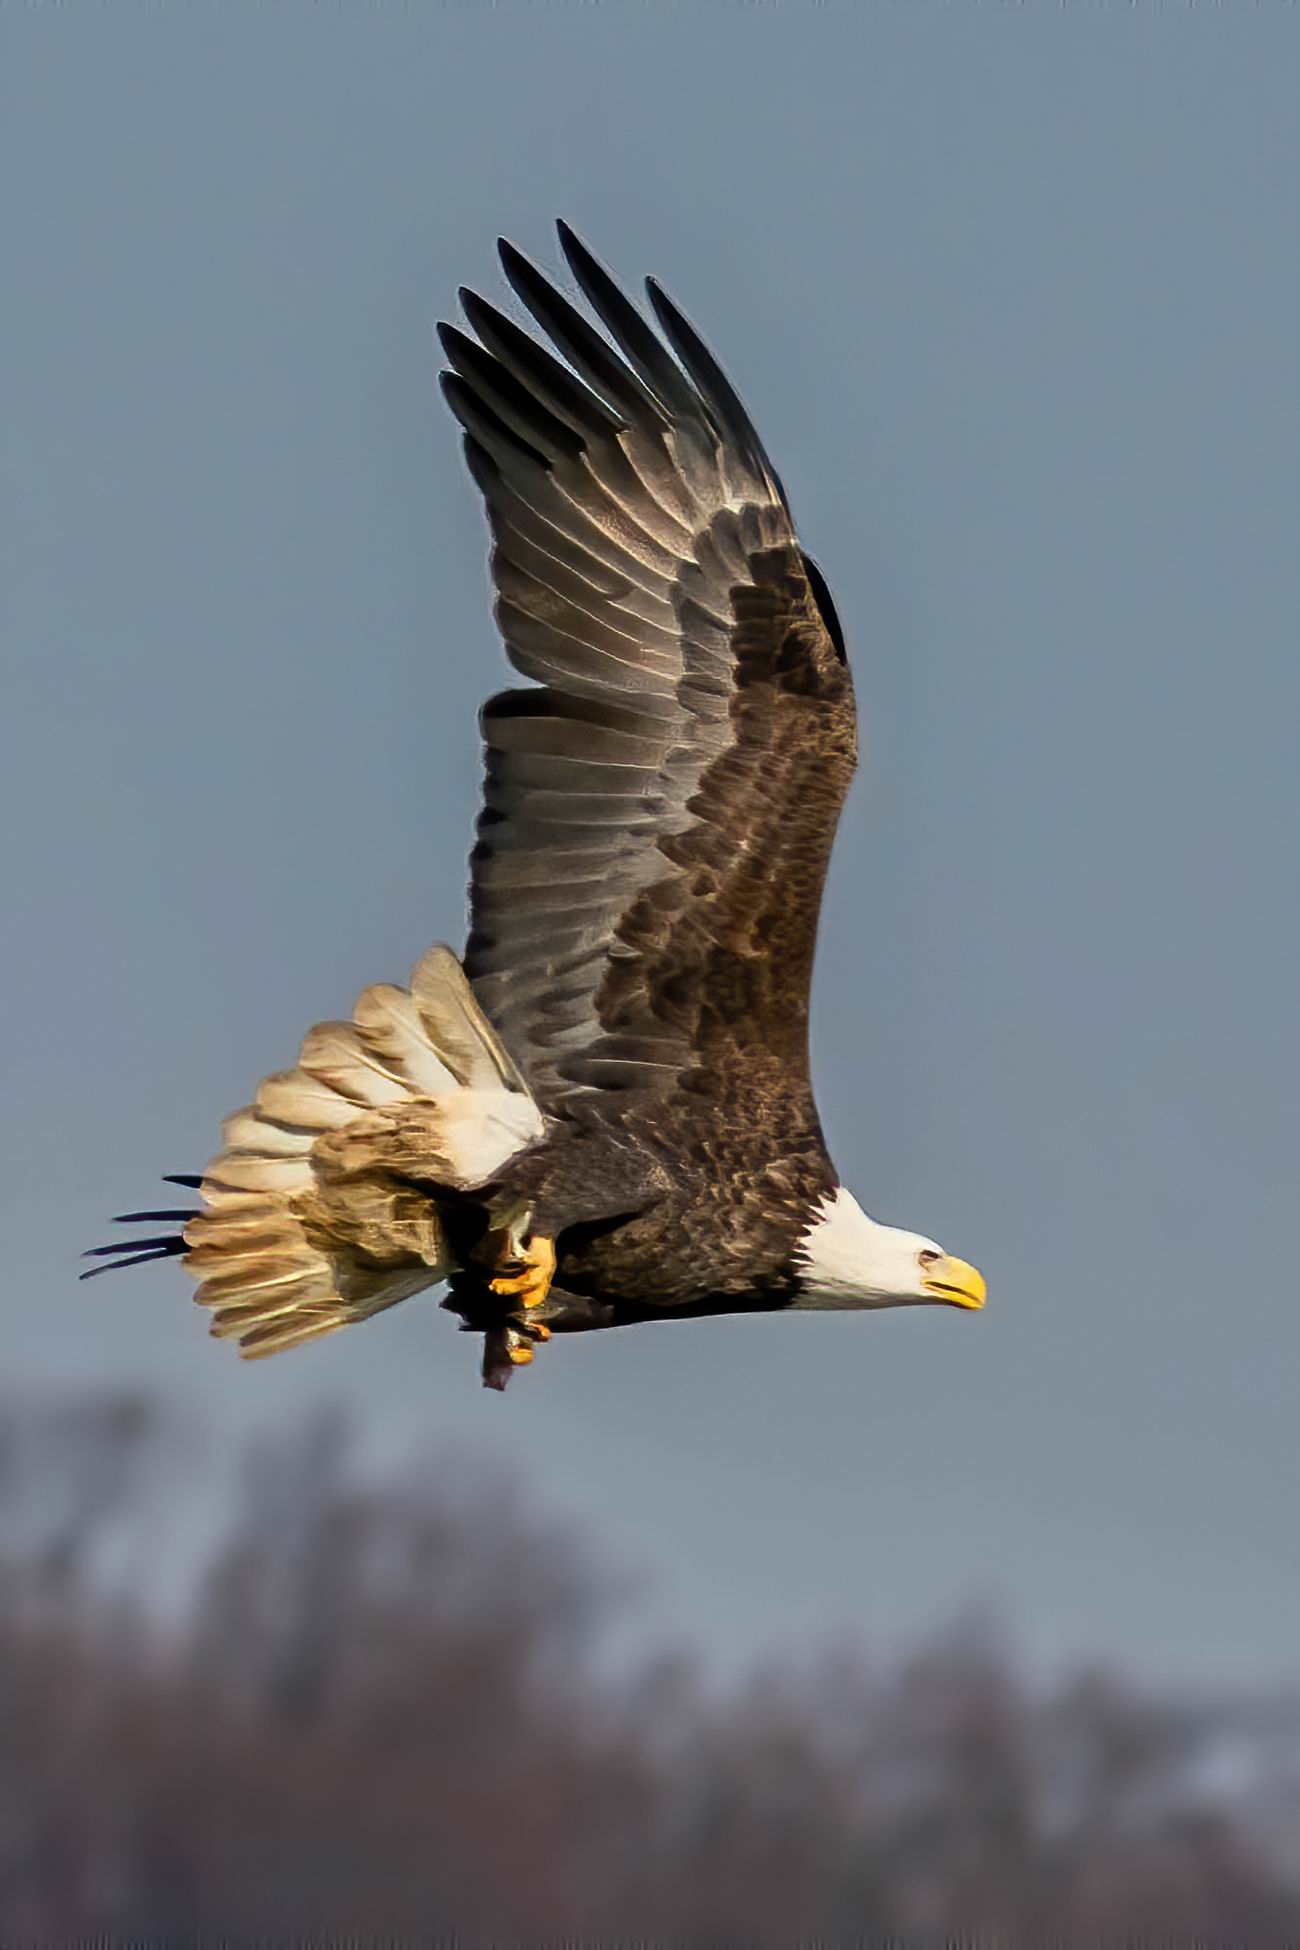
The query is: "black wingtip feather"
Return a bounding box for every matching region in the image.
[496,236,668,428]
[111,1208,199,1225]
[440,370,552,473]
[496,235,532,285]
[83,1175,198,1278]
[644,275,788,510]
[80,1243,187,1280]
[84,1235,185,1259]
[457,285,625,440]
[556,225,700,426]
[438,322,582,462]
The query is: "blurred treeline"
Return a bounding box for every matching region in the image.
[2,1392,1298,1941]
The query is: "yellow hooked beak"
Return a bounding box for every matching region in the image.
[922,1255,987,1311]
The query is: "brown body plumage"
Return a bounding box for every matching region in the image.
[465,541,856,1325]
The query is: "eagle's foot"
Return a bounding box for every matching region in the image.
[487,1230,556,1311]
[477,1212,556,1390]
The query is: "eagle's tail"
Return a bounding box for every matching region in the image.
[83,946,544,1359]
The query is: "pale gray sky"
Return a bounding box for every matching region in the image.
[4,2,1298,1685]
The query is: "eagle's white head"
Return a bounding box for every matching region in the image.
[793,1186,986,1313]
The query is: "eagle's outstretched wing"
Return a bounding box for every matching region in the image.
[446,224,857,1119]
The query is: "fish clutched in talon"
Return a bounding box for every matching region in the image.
[506,1315,552,1361]
[481,1312,551,1392]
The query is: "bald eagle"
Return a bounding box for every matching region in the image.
[87,223,985,1389]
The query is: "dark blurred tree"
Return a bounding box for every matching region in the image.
[0,1391,1296,1941]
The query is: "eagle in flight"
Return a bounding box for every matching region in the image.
[87,222,985,1388]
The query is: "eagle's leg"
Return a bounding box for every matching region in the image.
[476,1202,556,1388]
[487,1205,557,1313]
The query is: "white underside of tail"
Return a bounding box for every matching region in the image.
[185,945,544,1359]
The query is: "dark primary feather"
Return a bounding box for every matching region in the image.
[458,288,624,441]
[81,1179,199,1280]
[558,222,705,433]
[80,1246,185,1280]
[644,275,789,510]
[498,237,667,428]
[444,222,857,1121]
[111,1209,198,1224]
[84,1235,182,1257]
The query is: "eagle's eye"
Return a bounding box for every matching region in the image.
[917,1249,942,1266]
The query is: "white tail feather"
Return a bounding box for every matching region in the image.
[411,945,527,1091]
[185,945,543,1357]
[352,984,460,1096]
[297,1022,413,1105]
[256,1069,360,1130]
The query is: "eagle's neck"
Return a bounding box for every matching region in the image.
[791,1187,913,1311]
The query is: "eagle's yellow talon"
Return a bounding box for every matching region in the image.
[483,1228,555,1379]
[489,1269,531,1297]
[488,1234,556,1309]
